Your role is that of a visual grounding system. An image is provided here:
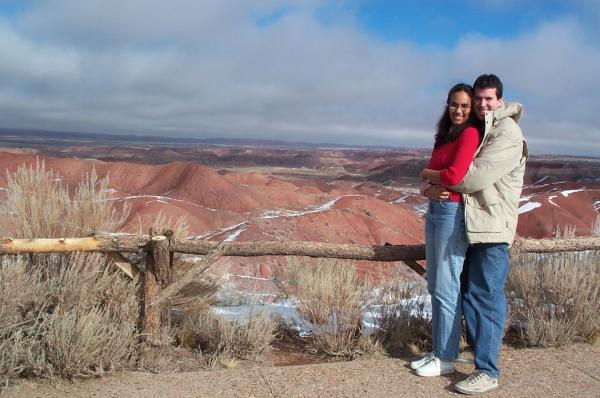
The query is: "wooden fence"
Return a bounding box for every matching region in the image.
[2,234,600,344]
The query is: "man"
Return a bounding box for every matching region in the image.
[423,74,527,395]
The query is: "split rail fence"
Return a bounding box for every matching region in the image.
[2,233,600,344]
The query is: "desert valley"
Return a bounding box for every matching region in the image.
[1,128,599,290]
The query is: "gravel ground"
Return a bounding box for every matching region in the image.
[4,344,600,397]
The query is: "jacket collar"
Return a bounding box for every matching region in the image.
[483,101,524,137]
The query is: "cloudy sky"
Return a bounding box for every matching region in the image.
[1,0,599,156]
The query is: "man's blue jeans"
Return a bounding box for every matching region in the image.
[425,199,468,361]
[462,243,510,379]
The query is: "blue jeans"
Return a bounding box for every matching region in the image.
[462,243,510,379]
[425,199,468,361]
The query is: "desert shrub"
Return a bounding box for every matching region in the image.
[592,215,600,237]
[372,271,431,356]
[178,310,278,367]
[507,251,600,347]
[0,257,139,384]
[146,210,222,341]
[0,161,139,385]
[0,159,129,239]
[287,258,375,358]
[552,224,576,238]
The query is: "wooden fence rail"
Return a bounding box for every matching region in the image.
[2,234,600,344]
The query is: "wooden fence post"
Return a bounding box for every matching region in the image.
[141,235,172,344]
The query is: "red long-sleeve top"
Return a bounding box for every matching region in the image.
[426,126,479,202]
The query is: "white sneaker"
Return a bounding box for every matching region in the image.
[454,371,499,395]
[409,352,434,370]
[414,356,455,377]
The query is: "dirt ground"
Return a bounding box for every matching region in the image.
[4,343,600,398]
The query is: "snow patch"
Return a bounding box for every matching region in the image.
[548,195,559,207]
[226,273,271,281]
[518,202,542,214]
[223,225,247,242]
[561,188,585,197]
[259,195,363,220]
[394,195,409,203]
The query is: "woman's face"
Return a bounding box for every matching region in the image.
[448,91,472,127]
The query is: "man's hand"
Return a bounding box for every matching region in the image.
[422,184,451,201]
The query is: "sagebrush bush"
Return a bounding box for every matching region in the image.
[0,160,138,385]
[507,251,600,346]
[372,271,431,356]
[287,258,375,358]
[179,310,278,367]
[592,215,600,237]
[0,159,129,238]
[0,257,139,384]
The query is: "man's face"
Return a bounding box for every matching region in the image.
[474,87,503,120]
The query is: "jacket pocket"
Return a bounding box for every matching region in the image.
[465,191,503,233]
[470,187,498,208]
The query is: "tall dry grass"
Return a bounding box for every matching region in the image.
[287,258,377,358]
[0,161,138,386]
[372,270,431,356]
[178,310,279,368]
[0,256,139,384]
[1,160,129,238]
[507,251,600,347]
[592,214,600,237]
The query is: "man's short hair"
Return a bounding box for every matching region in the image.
[473,74,503,99]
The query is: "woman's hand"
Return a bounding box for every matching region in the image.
[420,168,442,184]
[420,181,451,201]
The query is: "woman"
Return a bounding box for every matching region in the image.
[411,83,481,377]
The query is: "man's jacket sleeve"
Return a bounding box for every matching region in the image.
[450,125,523,194]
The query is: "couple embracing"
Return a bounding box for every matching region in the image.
[412,74,527,395]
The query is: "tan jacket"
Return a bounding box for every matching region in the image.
[451,102,528,244]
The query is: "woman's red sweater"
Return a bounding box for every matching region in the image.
[426,126,479,202]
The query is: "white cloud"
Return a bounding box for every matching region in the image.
[0,1,598,155]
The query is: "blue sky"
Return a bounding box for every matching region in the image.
[0,0,599,155]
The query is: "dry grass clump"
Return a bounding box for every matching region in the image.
[372,270,431,357]
[178,310,279,368]
[287,258,376,359]
[592,215,600,237]
[0,161,138,386]
[0,159,129,238]
[507,251,600,347]
[0,257,139,384]
[552,224,577,238]
[146,210,221,317]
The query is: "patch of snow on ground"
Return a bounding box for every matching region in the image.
[519,194,535,202]
[548,195,559,207]
[211,293,432,337]
[189,221,249,241]
[259,195,364,219]
[226,273,271,281]
[412,203,428,216]
[223,225,247,242]
[533,176,550,185]
[561,188,585,197]
[113,194,218,211]
[518,202,542,214]
[394,195,409,203]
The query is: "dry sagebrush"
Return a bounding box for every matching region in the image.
[0,257,139,384]
[287,258,377,359]
[507,251,600,347]
[372,270,431,356]
[0,159,129,238]
[178,310,279,368]
[0,161,138,386]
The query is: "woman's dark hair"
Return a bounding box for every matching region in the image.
[434,83,482,148]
